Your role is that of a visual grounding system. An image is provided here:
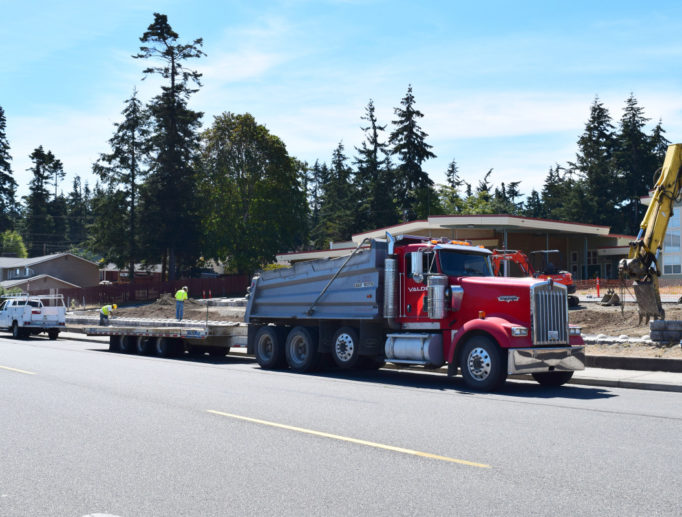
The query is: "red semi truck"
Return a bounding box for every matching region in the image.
[246,232,585,391]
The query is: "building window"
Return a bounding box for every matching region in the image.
[587,250,598,265]
[605,263,612,279]
[664,231,681,251]
[570,251,578,264]
[664,255,681,275]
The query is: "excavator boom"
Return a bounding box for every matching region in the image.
[618,143,682,321]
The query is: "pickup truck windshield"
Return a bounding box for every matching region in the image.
[439,250,493,277]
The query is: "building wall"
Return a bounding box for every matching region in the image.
[32,255,100,287]
[21,277,78,293]
[661,207,681,276]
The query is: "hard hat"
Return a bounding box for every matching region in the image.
[113,304,118,309]
[183,286,188,291]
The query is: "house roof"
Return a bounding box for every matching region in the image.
[0,252,99,269]
[0,274,81,289]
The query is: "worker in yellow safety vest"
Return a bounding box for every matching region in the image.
[100,303,117,326]
[175,286,188,320]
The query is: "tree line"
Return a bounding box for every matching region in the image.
[0,13,672,279]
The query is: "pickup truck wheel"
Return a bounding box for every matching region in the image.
[48,330,59,340]
[119,335,136,354]
[12,322,25,340]
[136,336,153,355]
[254,326,286,369]
[460,335,507,392]
[331,327,360,369]
[532,371,574,387]
[285,326,320,372]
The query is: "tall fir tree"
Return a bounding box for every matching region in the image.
[389,85,436,220]
[0,107,18,233]
[66,176,90,247]
[93,90,149,283]
[570,97,618,227]
[439,158,464,213]
[134,12,204,280]
[354,99,396,231]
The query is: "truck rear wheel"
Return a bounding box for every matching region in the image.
[12,322,21,339]
[47,329,59,340]
[331,327,360,369]
[285,326,320,372]
[459,335,507,392]
[254,326,286,369]
[532,371,574,387]
[119,335,136,354]
[155,337,178,358]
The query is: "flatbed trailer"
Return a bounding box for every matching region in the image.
[81,323,248,357]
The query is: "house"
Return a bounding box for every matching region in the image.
[277,214,633,280]
[0,253,100,292]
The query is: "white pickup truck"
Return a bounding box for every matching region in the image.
[0,294,67,340]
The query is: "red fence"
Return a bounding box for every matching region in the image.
[29,275,250,308]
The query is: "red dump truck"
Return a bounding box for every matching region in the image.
[246,233,585,391]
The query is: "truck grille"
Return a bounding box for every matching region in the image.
[531,281,569,345]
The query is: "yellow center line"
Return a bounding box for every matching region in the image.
[0,365,36,375]
[207,409,491,468]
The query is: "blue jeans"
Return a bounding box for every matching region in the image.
[176,300,184,320]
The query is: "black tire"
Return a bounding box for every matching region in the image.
[12,321,21,339]
[136,336,154,355]
[119,335,136,354]
[47,329,59,340]
[109,335,121,352]
[331,326,360,369]
[568,296,579,308]
[532,371,574,387]
[254,326,287,369]
[155,337,178,358]
[459,335,507,392]
[208,346,230,357]
[285,326,320,373]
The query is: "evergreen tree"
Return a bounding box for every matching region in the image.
[570,97,618,227]
[614,94,659,234]
[0,107,18,232]
[197,112,307,275]
[23,146,61,256]
[314,142,356,247]
[439,158,464,213]
[389,85,436,220]
[88,183,130,267]
[93,90,149,283]
[0,230,27,258]
[523,189,545,218]
[50,194,68,252]
[66,176,90,246]
[134,13,204,280]
[650,119,670,167]
[354,99,396,231]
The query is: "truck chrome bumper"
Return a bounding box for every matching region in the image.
[507,346,585,374]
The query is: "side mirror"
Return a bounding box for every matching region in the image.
[411,251,424,283]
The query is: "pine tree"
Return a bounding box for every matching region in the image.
[23,146,62,256]
[354,99,396,231]
[0,107,18,232]
[389,85,436,220]
[66,176,90,247]
[614,94,659,234]
[134,13,204,280]
[570,97,618,227]
[439,159,464,214]
[523,189,545,218]
[93,90,149,283]
[650,119,670,167]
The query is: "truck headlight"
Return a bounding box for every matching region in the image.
[511,326,528,337]
[569,326,582,336]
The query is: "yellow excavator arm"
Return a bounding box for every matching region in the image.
[618,143,682,321]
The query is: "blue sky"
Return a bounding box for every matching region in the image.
[3,1,682,200]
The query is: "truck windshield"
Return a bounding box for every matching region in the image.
[439,250,493,277]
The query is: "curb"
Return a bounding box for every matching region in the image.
[586,355,682,373]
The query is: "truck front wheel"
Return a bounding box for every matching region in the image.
[331,326,360,369]
[254,326,286,369]
[532,371,574,387]
[285,326,320,373]
[459,335,507,392]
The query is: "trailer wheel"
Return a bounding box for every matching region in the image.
[459,335,507,392]
[136,336,154,355]
[532,371,574,387]
[119,335,136,354]
[254,326,287,369]
[47,329,59,340]
[331,327,360,369]
[155,337,175,358]
[109,336,120,352]
[285,326,320,373]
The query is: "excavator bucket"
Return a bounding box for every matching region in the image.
[633,281,664,320]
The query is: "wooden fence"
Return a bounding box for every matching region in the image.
[28,275,250,308]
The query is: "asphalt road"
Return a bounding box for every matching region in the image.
[1,334,681,517]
